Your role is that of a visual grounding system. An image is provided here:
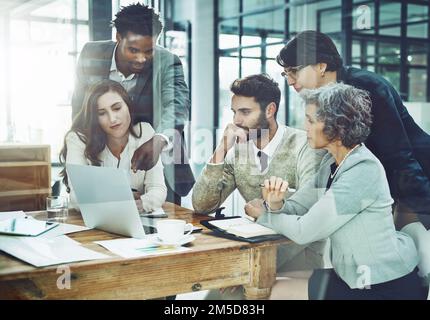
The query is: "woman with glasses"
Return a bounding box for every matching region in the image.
[59,80,167,213]
[246,83,426,300]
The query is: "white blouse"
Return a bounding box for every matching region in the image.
[66,122,167,212]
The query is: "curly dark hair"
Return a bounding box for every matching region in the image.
[300,83,373,148]
[230,74,281,118]
[111,2,163,37]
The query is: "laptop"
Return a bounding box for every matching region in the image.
[66,164,146,238]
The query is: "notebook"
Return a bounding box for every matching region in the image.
[201,216,284,243]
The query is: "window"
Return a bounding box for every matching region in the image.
[218,0,240,18]
[379,65,401,94]
[379,41,401,65]
[407,3,429,39]
[218,57,239,131]
[408,44,427,66]
[319,7,342,33]
[217,3,285,127]
[379,1,401,36]
[219,20,240,50]
[216,0,430,129]
[1,0,89,163]
[409,68,427,102]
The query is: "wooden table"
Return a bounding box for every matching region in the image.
[0,203,289,300]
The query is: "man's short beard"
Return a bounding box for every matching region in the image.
[247,111,270,140]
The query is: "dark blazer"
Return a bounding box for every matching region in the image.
[339,66,430,216]
[71,41,195,197]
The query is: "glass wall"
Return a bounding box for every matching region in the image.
[217,0,286,130]
[0,0,89,163]
[1,0,161,163]
[217,0,430,129]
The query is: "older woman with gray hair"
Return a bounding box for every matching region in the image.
[245,83,426,299]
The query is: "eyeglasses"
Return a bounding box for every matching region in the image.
[281,65,305,80]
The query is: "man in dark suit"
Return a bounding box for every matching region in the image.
[71,3,194,204]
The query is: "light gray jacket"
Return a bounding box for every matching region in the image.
[258,145,419,288]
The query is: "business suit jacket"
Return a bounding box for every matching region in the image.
[338,67,430,217]
[71,41,195,196]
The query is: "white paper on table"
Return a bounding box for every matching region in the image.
[0,211,26,221]
[95,234,191,258]
[38,222,91,239]
[0,234,109,267]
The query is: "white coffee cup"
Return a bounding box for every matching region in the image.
[156,219,193,244]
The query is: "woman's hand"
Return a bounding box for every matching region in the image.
[244,198,265,220]
[262,176,289,211]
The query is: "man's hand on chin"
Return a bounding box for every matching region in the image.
[131,135,167,171]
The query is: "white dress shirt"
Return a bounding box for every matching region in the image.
[251,125,286,172]
[109,45,138,92]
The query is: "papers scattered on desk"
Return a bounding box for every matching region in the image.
[0,235,109,267]
[209,217,277,238]
[95,234,191,258]
[38,222,90,239]
[0,210,104,266]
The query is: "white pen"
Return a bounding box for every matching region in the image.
[259,183,296,193]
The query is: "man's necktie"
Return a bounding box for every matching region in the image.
[257,150,268,172]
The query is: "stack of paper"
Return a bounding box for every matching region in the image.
[0,235,109,267]
[0,210,108,267]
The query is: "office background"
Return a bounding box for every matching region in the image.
[0,0,429,213]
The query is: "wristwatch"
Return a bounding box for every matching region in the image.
[263,200,284,212]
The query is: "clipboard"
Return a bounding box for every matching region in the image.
[200,216,285,243]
